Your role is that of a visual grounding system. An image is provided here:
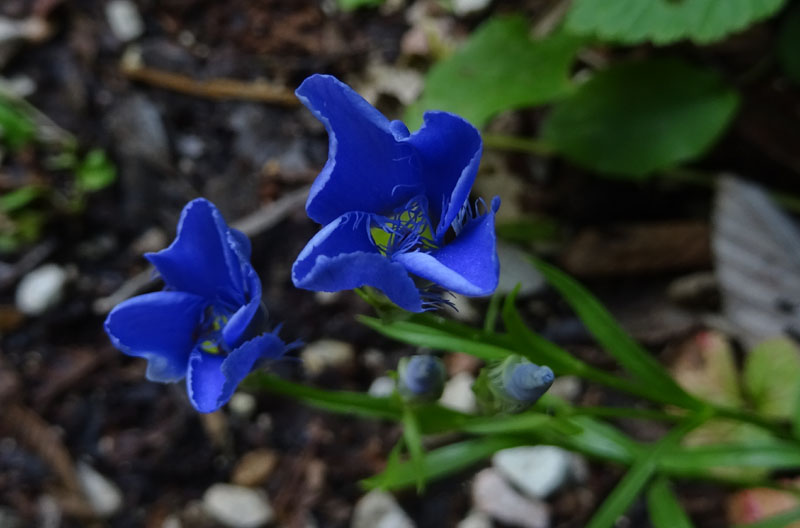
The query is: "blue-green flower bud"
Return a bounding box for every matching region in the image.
[475,355,554,414]
[398,355,446,403]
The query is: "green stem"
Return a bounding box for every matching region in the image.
[569,405,681,423]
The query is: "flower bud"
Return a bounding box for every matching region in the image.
[475,355,554,414]
[397,355,446,403]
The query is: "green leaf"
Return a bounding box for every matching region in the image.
[734,507,800,528]
[401,406,426,492]
[647,477,694,528]
[405,16,582,129]
[358,315,512,361]
[0,185,43,213]
[779,4,800,84]
[76,149,117,192]
[0,97,35,151]
[363,436,526,491]
[337,0,383,10]
[585,419,698,528]
[661,441,800,475]
[743,338,800,420]
[532,258,700,409]
[245,373,403,421]
[541,58,740,178]
[565,0,786,45]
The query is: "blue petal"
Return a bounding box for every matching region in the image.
[292,211,423,312]
[229,228,252,261]
[104,291,206,382]
[394,200,499,296]
[407,111,483,241]
[222,265,263,349]
[146,199,246,306]
[295,75,424,224]
[186,347,226,413]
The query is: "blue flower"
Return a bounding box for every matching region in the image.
[291,74,500,312]
[104,199,295,413]
[476,355,554,414]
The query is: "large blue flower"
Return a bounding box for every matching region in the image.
[105,199,295,413]
[292,74,500,312]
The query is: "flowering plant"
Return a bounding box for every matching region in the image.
[104,198,294,413]
[291,74,500,312]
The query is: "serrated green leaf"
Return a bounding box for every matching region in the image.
[541,58,740,178]
[647,477,694,528]
[532,258,699,408]
[76,149,116,192]
[744,338,800,420]
[405,16,582,129]
[779,5,800,84]
[565,0,786,45]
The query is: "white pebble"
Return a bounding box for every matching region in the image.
[15,264,68,316]
[105,0,144,42]
[439,372,477,413]
[457,510,492,528]
[473,469,549,528]
[368,376,396,398]
[203,484,274,528]
[301,340,355,376]
[452,0,492,15]
[228,392,257,419]
[77,462,123,518]
[492,446,572,499]
[351,490,415,528]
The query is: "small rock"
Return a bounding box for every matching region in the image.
[77,462,123,518]
[105,0,144,42]
[548,376,581,402]
[496,242,545,296]
[301,340,355,376]
[472,469,550,528]
[362,348,386,371]
[15,264,68,316]
[457,510,493,528]
[162,515,182,528]
[450,294,479,323]
[452,0,491,16]
[228,392,257,419]
[368,376,396,398]
[351,490,415,528]
[439,372,477,413]
[176,135,205,159]
[130,227,167,255]
[314,291,341,305]
[0,507,23,528]
[203,484,274,528]
[36,495,61,528]
[492,446,572,499]
[231,449,278,487]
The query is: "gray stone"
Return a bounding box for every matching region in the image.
[351,490,415,528]
[472,469,549,528]
[77,462,123,518]
[203,484,274,528]
[15,264,68,316]
[452,0,491,15]
[457,510,493,528]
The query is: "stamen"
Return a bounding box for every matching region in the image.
[370,197,437,256]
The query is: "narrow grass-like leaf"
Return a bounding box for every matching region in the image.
[358,315,511,361]
[362,436,526,491]
[586,419,699,528]
[647,477,694,528]
[402,406,425,492]
[245,373,403,421]
[660,441,800,475]
[734,507,800,528]
[532,258,699,409]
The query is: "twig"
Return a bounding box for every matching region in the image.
[92,186,310,314]
[120,51,299,106]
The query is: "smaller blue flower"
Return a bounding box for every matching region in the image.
[291,74,500,312]
[398,355,446,403]
[477,355,554,414]
[104,199,296,413]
